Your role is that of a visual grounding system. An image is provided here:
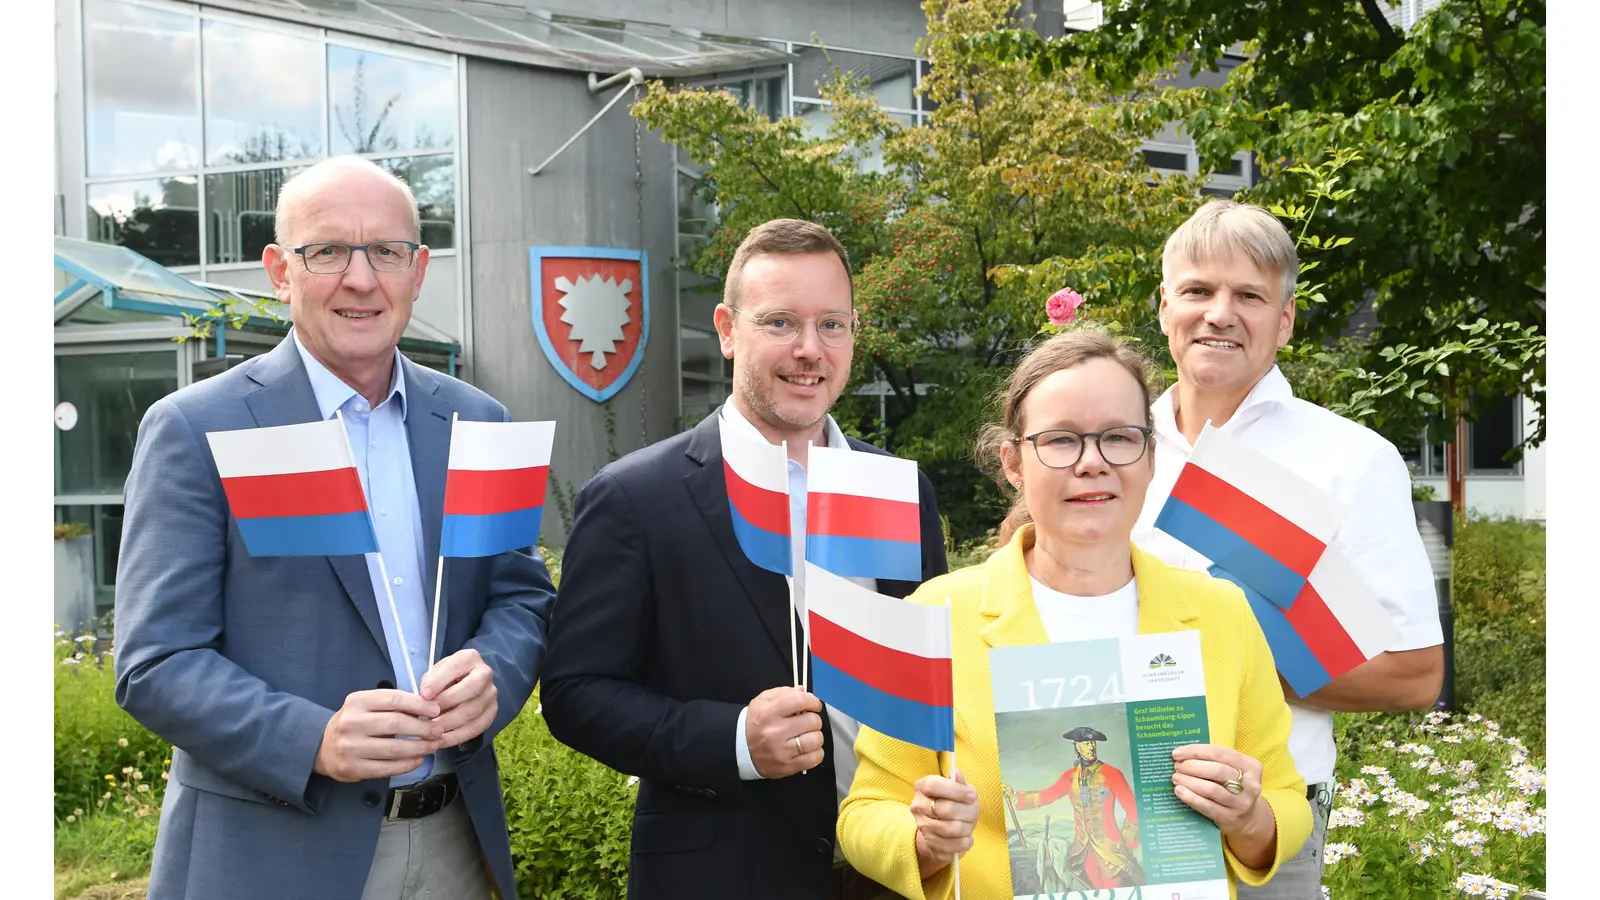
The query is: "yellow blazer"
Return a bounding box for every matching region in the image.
[838,524,1310,899]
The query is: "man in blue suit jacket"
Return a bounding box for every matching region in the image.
[114,156,554,900]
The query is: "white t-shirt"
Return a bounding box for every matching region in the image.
[1031,576,1140,643]
[1132,366,1444,785]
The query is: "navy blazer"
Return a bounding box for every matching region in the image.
[114,336,555,900]
[540,409,949,899]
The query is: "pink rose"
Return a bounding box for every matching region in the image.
[1046,288,1085,326]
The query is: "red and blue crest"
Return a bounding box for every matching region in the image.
[530,246,650,403]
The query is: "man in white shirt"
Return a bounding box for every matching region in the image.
[1131,200,1445,898]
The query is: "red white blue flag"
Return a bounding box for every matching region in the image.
[721,418,793,576]
[441,420,555,558]
[805,562,954,751]
[805,444,921,582]
[1155,424,1344,610]
[1157,424,1398,695]
[207,419,379,557]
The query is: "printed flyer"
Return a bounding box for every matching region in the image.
[989,630,1229,900]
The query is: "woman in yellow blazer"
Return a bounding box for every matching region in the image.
[837,329,1309,899]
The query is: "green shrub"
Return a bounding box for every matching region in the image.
[1448,515,1545,755]
[498,690,635,899]
[53,635,171,822]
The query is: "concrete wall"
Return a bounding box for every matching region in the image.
[545,0,929,56]
[463,57,680,543]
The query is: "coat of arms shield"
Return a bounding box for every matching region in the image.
[529,246,650,403]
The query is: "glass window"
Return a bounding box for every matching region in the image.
[206,167,302,265]
[1469,396,1519,473]
[83,0,201,176]
[918,60,938,116]
[680,326,727,380]
[55,504,124,618]
[55,352,180,496]
[376,154,455,249]
[677,168,714,238]
[328,45,455,154]
[87,178,201,268]
[203,20,324,166]
[792,46,916,110]
[1143,149,1190,172]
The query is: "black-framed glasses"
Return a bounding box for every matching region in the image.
[1014,426,1152,469]
[293,241,422,275]
[725,305,858,348]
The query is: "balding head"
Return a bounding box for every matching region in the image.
[274,156,421,249]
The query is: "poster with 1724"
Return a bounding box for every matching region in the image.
[989,630,1228,900]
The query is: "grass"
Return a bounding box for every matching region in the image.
[54,812,158,900]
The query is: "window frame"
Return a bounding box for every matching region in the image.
[79,0,462,276]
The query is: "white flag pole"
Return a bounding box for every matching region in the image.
[946,597,961,899]
[335,410,420,696]
[783,440,799,690]
[374,553,421,696]
[428,412,458,673]
[801,440,813,695]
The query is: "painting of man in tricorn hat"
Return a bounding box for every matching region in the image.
[1003,725,1145,891]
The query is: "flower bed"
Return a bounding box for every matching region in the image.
[1322,711,1545,899]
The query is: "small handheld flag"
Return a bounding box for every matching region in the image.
[207,419,379,557]
[1155,423,1344,610]
[1155,424,1399,695]
[430,416,556,671]
[720,420,793,577]
[805,444,922,583]
[441,419,555,558]
[210,417,419,693]
[805,562,954,752]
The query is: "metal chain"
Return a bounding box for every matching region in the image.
[635,81,648,449]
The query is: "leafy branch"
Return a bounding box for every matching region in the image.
[173,293,285,343]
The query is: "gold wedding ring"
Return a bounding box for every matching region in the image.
[929,798,939,819]
[794,736,804,757]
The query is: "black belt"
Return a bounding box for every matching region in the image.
[385,772,460,821]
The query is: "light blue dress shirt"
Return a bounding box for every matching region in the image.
[292,330,439,787]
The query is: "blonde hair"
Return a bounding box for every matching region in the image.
[274,155,421,248]
[974,327,1163,545]
[723,218,853,309]
[1162,199,1298,305]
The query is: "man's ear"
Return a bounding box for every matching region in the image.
[713,303,737,360]
[262,245,292,304]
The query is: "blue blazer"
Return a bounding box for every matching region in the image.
[114,337,555,900]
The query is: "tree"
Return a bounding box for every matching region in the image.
[980,0,1547,457]
[634,0,1202,541]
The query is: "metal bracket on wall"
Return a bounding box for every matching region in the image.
[527,68,646,177]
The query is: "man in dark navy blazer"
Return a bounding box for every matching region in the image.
[542,219,948,899]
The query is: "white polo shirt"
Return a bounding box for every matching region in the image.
[1131,366,1444,786]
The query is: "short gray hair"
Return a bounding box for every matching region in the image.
[274,155,421,248]
[1162,199,1298,305]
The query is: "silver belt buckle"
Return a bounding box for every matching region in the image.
[387,787,407,820]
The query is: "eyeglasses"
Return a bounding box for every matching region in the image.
[726,305,858,348]
[293,241,422,275]
[1013,426,1152,469]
